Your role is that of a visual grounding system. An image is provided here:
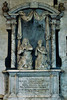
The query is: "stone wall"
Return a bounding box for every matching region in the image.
[0,11,8,95]
[0,0,67,100]
[59,1,67,100]
[0,0,53,15]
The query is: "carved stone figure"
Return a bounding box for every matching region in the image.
[35,40,49,70]
[18,38,33,69]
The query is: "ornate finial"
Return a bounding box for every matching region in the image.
[2,1,9,13]
[58,3,65,12]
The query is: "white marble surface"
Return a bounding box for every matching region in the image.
[3,70,61,100]
[3,69,62,73]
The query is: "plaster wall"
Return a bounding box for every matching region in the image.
[0,15,8,94]
[59,1,67,100]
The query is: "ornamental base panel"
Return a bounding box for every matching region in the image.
[3,70,62,100]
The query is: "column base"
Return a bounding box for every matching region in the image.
[3,94,18,100]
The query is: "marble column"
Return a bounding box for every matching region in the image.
[17,16,22,68]
[45,16,50,69]
[45,16,50,50]
[51,19,56,68]
[11,20,16,68]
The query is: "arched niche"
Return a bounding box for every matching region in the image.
[8,2,59,14]
[4,2,61,70]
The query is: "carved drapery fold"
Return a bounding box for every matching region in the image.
[19,11,47,22]
[17,11,47,41]
[17,16,22,40]
[17,10,47,48]
[19,11,33,22]
[34,11,46,21]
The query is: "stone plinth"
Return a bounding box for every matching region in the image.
[3,70,61,100]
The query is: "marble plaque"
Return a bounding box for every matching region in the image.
[18,77,51,97]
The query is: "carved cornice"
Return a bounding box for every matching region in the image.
[2,2,60,19]
[8,2,59,15]
[2,1,62,31]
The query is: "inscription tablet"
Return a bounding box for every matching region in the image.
[18,77,51,97]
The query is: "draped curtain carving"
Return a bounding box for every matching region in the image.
[19,11,47,21]
[17,11,48,39]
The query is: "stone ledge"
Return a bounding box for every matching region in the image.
[2,69,62,73]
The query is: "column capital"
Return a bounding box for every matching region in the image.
[6,19,17,30]
[56,20,60,30]
[51,14,57,19]
[50,19,57,25]
[11,19,17,25]
[50,19,60,30]
[6,20,12,30]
